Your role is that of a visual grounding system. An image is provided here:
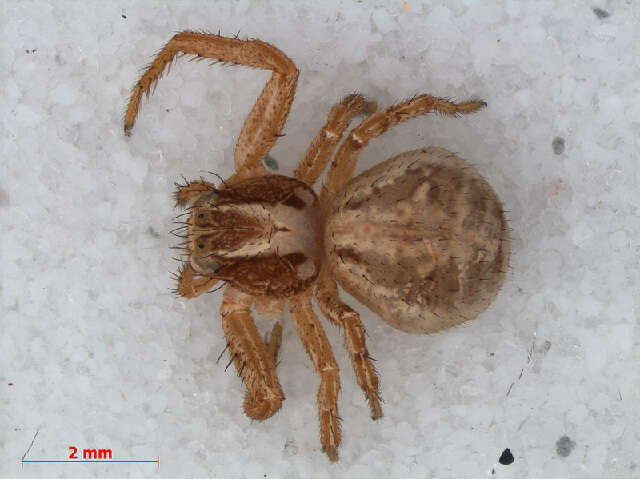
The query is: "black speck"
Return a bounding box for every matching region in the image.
[147,226,160,239]
[263,155,279,171]
[8,382,13,386]
[499,448,514,465]
[552,137,565,155]
[121,14,127,19]
[166,108,170,112]
[592,7,609,19]
[556,435,576,457]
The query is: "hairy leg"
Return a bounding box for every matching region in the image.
[124,32,298,173]
[242,296,285,409]
[244,322,283,416]
[315,267,382,419]
[294,94,376,186]
[321,95,486,200]
[221,286,285,420]
[289,289,341,461]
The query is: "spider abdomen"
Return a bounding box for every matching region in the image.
[324,147,509,334]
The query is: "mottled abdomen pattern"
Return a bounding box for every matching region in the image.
[324,147,509,333]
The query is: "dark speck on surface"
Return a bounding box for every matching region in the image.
[263,155,279,171]
[147,226,161,239]
[552,137,565,155]
[499,448,514,465]
[592,7,610,19]
[556,435,576,457]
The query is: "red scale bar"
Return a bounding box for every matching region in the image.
[23,459,159,463]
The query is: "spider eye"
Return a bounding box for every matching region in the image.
[198,213,204,218]
[198,243,204,249]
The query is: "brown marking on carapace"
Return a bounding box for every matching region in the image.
[184,174,323,296]
[218,252,316,297]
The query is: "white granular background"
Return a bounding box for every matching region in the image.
[2,2,639,478]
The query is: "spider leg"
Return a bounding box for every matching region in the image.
[315,267,382,420]
[290,289,341,462]
[320,95,486,200]
[244,296,285,410]
[124,32,298,174]
[265,322,283,364]
[176,263,219,298]
[244,321,283,415]
[294,94,376,187]
[221,286,285,420]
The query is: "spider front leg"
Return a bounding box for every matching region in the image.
[315,267,382,420]
[294,94,376,187]
[124,32,298,173]
[321,95,486,199]
[221,286,285,420]
[290,289,341,461]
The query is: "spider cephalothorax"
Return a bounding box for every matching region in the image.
[125,32,509,461]
[179,174,322,297]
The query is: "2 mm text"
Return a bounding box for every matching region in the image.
[68,446,112,460]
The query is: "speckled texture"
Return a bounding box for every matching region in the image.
[2,1,639,478]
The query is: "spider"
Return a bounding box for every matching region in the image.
[124,32,509,461]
